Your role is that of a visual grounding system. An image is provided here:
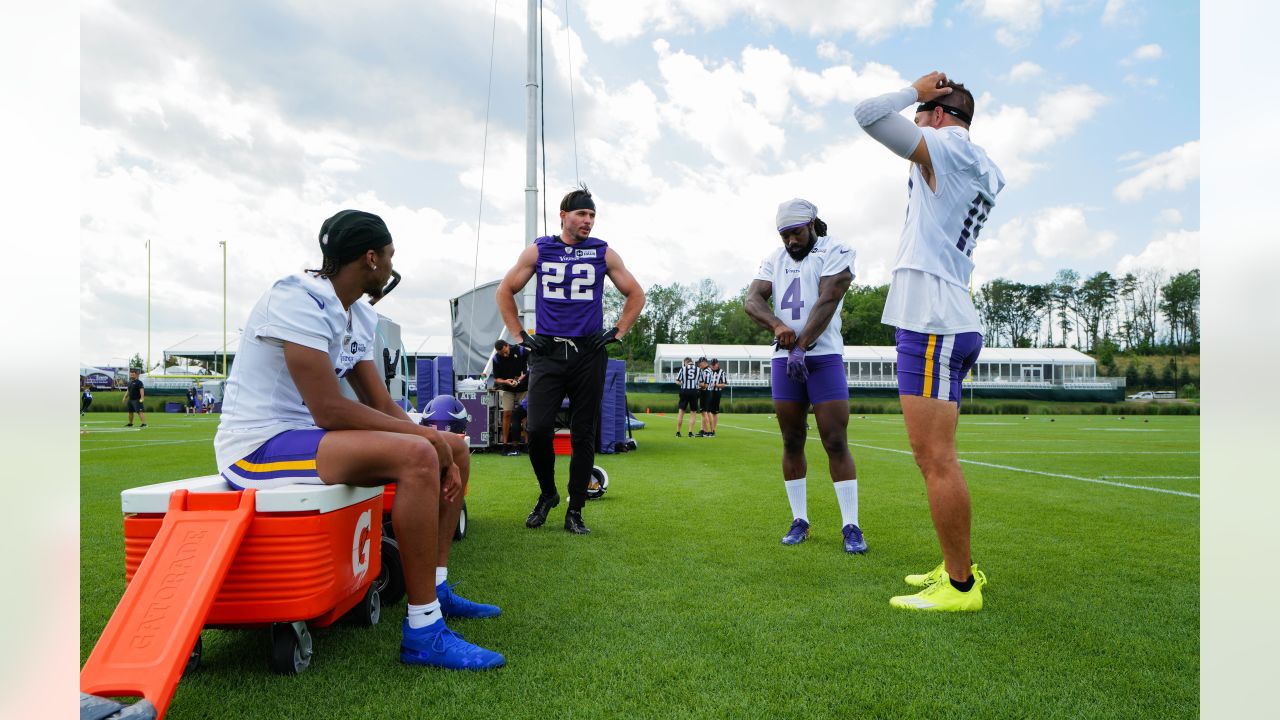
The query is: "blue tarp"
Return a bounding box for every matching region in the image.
[415,357,455,411]
[599,360,627,453]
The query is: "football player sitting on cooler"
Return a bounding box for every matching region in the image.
[745,199,867,555]
[215,210,503,669]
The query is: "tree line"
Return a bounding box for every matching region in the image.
[973,268,1199,354]
[604,266,1199,368]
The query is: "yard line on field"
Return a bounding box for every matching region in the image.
[712,420,1200,499]
[80,439,210,453]
[957,450,1199,455]
[1075,425,1167,430]
[1098,475,1199,480]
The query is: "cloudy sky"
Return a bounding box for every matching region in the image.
[80,0,1198,366]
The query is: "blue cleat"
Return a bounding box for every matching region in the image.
[400,619,505,670]
[781,518,810,545]
[842,524,868,554]
[437,581,501,619]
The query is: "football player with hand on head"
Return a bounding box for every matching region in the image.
[745,199,867,556]
[855,71,1006,611]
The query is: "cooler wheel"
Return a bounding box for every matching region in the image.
[347,583,382,627]
[182,634,202,677]
[374,536,405,607]
[269,621,313,675]
[453,501,468,541]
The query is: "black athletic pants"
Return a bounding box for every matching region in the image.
[526,338,608,511]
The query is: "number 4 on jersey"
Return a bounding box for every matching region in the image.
[779,278,804,320]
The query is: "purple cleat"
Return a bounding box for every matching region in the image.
[400,618,505,670]
[781,518,810,545]
[437,582,501,619]
[842,524,868,554]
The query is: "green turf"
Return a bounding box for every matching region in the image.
[80,412,1199,719]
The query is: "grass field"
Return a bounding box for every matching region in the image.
[81,411,1199,719]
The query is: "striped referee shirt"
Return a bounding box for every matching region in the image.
[676,364,700,390]
[705,368,727,391]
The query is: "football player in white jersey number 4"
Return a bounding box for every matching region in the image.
[215,210,504,668]
[745,199,867,556]
[855,72,1006,611]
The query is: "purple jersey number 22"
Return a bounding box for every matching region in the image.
[779,277,804,320]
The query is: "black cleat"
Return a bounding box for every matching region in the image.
[564,509,591,534]
[525,493,560,528]
[675,431,682,437]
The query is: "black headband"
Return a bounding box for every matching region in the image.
[564,193,596,212]
[916,101,972,125]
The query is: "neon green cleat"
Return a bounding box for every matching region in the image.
[904,562,947,588]
[890,565,987,612]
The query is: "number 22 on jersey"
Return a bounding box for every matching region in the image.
[779,277,804,320]
[541,261,596,301]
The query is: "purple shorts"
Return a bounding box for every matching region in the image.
[895,329,983,406]
[771,354,849,405]
[222,428,328,490]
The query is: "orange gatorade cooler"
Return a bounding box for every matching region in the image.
[81,476,387,719]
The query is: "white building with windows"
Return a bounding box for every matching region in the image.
[651,344,1108,389]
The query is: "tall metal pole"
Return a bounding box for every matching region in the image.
[146,238,151,375]
[522,0,539,334]
[220,240,227,375]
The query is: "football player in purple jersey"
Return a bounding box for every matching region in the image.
[496,185,645,534]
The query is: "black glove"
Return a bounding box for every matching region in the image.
[519,330,551,354]
[586,327,621,353]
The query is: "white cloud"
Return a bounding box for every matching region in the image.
[972,84,1107,184]
[1114,140,1200,202]
[1005,61,1044,82]
[1157,208,1183,225]
[1101,0,1132,26]
[975,206,1118,283]
[816,40,854,65]
[1123,74,1159,87]
[576,0,935,44]
[1115,230,1200,276]
[1057,30,1082,48]
[1122,43,1163,65]
[965,0,1045,48]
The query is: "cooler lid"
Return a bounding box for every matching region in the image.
[122,475,383,514]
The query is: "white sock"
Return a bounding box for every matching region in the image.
[833,479,859,527]
[784,478,807,522]
[407,600,442,629]
[435,566,448,587]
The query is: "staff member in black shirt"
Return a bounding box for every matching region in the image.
[125,369,147,428]
[491,340,529,455]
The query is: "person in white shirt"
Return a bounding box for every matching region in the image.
[745,199,867,555]
[856,71,1006,611]
[215,209,504,668]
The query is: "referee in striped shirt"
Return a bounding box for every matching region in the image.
[674,357,701,437]
[698,359,728,437]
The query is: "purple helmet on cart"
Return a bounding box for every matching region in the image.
[421,394,469,434]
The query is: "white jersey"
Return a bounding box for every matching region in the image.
[882,125,1005,334]
[214,272,377,472]
[754,235,854,358]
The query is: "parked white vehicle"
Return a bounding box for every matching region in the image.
[1127,391,1176,400]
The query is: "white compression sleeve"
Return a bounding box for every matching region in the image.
[854,87,923,160]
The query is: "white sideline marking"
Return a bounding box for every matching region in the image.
[711,420,1200,499]
[80,439,209,453]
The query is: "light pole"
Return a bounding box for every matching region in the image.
[220,240,227,376]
